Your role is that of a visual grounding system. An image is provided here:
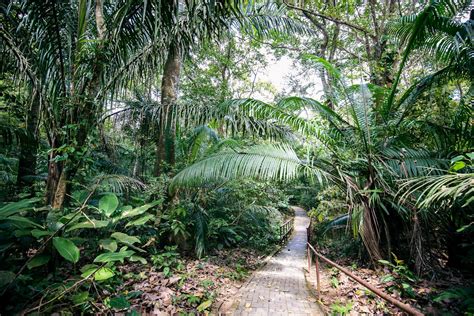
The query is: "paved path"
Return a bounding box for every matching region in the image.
[227,207,323,316]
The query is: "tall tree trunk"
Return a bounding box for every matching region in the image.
[45,137,68,208]
[17,94,40,192]
[302,11,339,109]
[367,0,397,88]
[45,0,106,209]
[154,43,181,176]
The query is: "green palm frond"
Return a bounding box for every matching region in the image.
[277,96,346,124]
[348,84,374,149]
[214,98,339,146]
[232,2,314,39]
[92,174,145,193]
[385,0,472,115]
[395,66,457,121]
[400,173,474,209]
[380,147,448,178]
[302,54,342,81]
[322,214,350,234]
[187,125,220,163]
[216,99,311,133]
[107,96,297,141]
[171,144,316,190]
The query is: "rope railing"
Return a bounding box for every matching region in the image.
[306,226,424,316]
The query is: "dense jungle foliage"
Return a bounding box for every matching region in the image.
[0,0,473,314]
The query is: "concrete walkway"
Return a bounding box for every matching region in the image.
[227,207,323,316]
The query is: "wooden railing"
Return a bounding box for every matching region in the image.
[306,226,423,316]
[279,218,293,243]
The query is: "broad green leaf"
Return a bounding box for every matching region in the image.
[378,260,391,265]
[108,295,130,309]
[451,161,466,171]
[99,194,119,217]
[119,205,132,213]
[94,250,134,263]
[80,264,99,278]
[71,190,89,205]
[14,229,32,237]
[53,237,80,263]
[31,229,52,238]
[66,220,110,232]
[111,232,141,245]
[129,255,147,264]
[71,291,89,305]
[4,215,42,228]
[81,268,97,279]
[100,239,118,252]
[125,214,154,227]
[27,254,50,269]
[380,275,395,283]
[46,211,64,231]
[115,200,161,220]
[0,270,16,288]
[451,155,465,163]
[197,300,213,312]
[94,267,115,281]
[80,264,98,273]
[302,54,341,80]
[0,198,40,217]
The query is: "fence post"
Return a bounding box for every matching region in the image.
[307,246,311,272]
[315,257,320,295]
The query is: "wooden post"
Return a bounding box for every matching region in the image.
[315,257,320,295]
[306,243,423,316]
[307,246,311,272]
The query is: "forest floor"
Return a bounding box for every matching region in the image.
[92,207,325,315]
[306,250,473,315]
[84,210,472,315]
[101,248,269,314]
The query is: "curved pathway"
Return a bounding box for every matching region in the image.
[227,207,323,316]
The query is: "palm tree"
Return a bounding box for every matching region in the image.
[170,55,450,262]
[0,0,247,208]
[169,0,473,265]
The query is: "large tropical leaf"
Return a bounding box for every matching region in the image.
[171,144,313,189]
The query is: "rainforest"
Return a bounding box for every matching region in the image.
[0,0,473,315]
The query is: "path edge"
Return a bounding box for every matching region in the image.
[214,210,296,315]
[303,267,328,315]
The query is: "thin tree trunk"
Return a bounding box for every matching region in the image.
[154,43,181,176]
[46,136,67,208]
[302,10,339,109]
